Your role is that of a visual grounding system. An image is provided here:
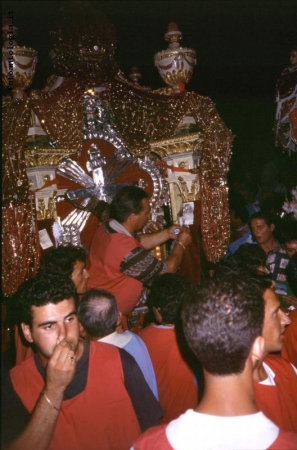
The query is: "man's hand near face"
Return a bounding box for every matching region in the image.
[45,339,77,397]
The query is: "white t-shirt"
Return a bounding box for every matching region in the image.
[165,410,279,450]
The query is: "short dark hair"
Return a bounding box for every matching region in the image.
[278,219,297,245]
[249,211,276,229]
[39,245,87,277]
[110,186,149,223]
[286,253,297,295]
[147,274,196,325]
[232,205,249,225]
[78,289,118,337]
[218,244,267,273]
[14,274,78,326]
[182,269,271,376]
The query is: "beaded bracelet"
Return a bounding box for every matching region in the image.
[41,391,60,412]
[176,241,186,251]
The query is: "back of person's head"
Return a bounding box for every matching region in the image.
[14,274,78,327]
[219,244,267,273]
[39,245,87,277]
[182,269,271,376]
[228,190,246,210]
[147,273,196,325]
[110,186,149,223]
[231,204,249,225]
[78,289,118,337]
[278,218,297,245]
[259,197,285,218]
[286,253,297,295]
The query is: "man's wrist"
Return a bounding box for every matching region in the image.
[176,241,186,251]
[40,391,60,412]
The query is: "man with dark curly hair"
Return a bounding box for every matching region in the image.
[132,269,297,449]
[39,244,90,296]
[13,245,90,366]
[2,274,163,449]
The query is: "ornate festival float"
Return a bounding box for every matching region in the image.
[2,5,233,304]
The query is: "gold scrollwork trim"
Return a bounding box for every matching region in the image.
[150,132,204,157]
[176,176,200,202]
[154,48,196,62]
[160,70,193,86]
[2,72,34,90]
[25,148,76,167]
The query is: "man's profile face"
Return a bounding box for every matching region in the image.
[71,260,90,295]
[21,298,80,366]
[133,198,151,231]
[262,288,291,354]
[250,219,274,246]
[284,240,297,258]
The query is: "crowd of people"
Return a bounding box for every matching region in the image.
[2,181,297,449]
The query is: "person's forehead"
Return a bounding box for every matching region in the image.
[284,241,297,248]
[263,288,279,310]
[251,218,267,227]
[31,298,76,321]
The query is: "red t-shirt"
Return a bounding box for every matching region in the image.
[254,354,297,432]
[140,324,198,423]
[87,225,143,315]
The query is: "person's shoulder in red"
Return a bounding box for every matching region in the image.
[268,430,297,449]
[131,425,172,450]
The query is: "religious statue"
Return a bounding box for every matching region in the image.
[37,198,46,220]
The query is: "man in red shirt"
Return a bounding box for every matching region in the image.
[13,244,90,365]
[140,274,199,423]
[132,270,297,449]
[87,186,192,320]
[2,274,163,449]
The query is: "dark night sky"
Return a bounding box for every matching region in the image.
[2,0,297,177]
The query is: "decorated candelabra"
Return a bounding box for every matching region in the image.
[154,22,196,93]
[2,19,40,296]
[2,18,38,99]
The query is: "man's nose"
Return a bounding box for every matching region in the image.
[84,269,90,279]
[57,323,67,342]
[280,309,291,326]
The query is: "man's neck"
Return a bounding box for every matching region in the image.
[259,237,277,254]
[196,369,258,417]
[109,219,134,236]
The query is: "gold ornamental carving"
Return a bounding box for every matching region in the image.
[25,147,77,167]
[177,176,200,202]
[150,132,204,157]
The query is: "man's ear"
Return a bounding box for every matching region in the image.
[116,311,123,327]
[270,224,275,233]
[129,212,137,224]
[250,335,265,365]
[152,306,162,324]
[79,323,87,339]
[21,323,34,343]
